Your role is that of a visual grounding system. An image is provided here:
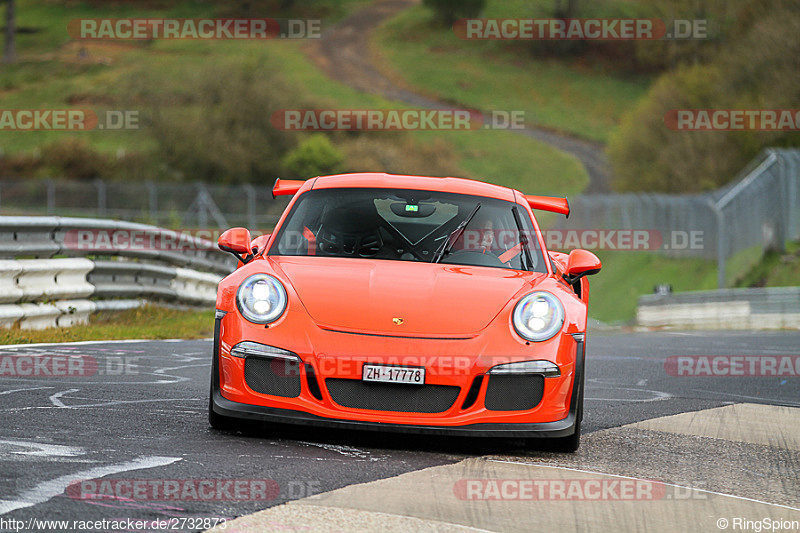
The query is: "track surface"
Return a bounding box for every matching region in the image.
[1,332,798,531]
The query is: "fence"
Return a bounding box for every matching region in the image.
[0,180,290,230]
[1,149,798,289]
[555,149,800,287]
[0,216,234,330]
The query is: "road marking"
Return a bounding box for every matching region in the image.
[49,388,80,408]
[0,339,211,350]
[0,387,53,396]
[299,442,383,461]
[0,455,181,515]
[0,440,84,457]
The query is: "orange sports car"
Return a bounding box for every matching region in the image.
[209,173,601,451]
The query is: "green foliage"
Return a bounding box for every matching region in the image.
[282,134,344,178]
[129,61,301,184]
[422,0,485,26]
[609,0,800,192]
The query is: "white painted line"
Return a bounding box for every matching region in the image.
[0,338,209,350]
[0,440,84,457]
[0,387,53,396]
[0,455,181,515]
[48,388,79,408]
[489,460,800,513]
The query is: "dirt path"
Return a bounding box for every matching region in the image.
[306,0,611,193]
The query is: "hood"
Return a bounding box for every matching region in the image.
[272,256,544,336]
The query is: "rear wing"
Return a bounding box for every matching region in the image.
[272,178,305,199]
[524,195,570,218]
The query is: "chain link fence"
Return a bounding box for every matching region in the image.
[1,148,797,288]
[0,179,289,231]
[554,148,800,287]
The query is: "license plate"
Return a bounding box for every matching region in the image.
[362,364,425,385]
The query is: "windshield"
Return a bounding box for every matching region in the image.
[270,188,546,272]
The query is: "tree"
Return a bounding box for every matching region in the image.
[3,0,15,63]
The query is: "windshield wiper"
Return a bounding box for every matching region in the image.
[512,205,534,271]
[432,203,481,263]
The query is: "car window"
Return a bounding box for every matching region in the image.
[270,188,546,272]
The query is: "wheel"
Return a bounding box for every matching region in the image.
[527,370,584,453]
[547,371,584,453]
[208,346,237,431]
[208,381,237,431]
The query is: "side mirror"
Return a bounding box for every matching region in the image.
[218,227,252,263]
[564,249,601,284]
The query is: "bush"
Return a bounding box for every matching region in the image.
[423,0,485,26]
[282,134,344,178]
[40,138,113,180]
[338,133,461,177]
[129,61,301,185]
[609,1,800,192]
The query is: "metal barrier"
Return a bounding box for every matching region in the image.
[638,287,800,330]
[0,180,289,230]
[0,216,235,330]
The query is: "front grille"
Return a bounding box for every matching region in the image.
[244,357,301,398]
[325,379,460,413]
[484,374,545,411]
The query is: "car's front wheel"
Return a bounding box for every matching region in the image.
[208,382,237,431]
[527,371,584,453]
[547,372,584,452]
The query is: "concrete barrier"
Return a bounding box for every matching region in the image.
[637,287,800,329]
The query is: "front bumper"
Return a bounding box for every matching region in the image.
[210,313,586,438]
[211,388,577,437]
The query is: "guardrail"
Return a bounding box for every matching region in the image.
[637,287,800,330]
[0,216,236,330]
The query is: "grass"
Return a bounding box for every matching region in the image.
[586,251,718,323]
[0,0,589,196]
[0,306,214,345]
[372,2,652,143]
[734,241,800,288]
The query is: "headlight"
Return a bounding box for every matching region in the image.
[236,274,287,324]
[512,291,564,342]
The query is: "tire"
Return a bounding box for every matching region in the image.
[548,371,584,453]
[208,381,237,431]
[208,342,237,431]
[527,370,584,453]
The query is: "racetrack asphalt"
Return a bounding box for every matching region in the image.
[0,331,798,532]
